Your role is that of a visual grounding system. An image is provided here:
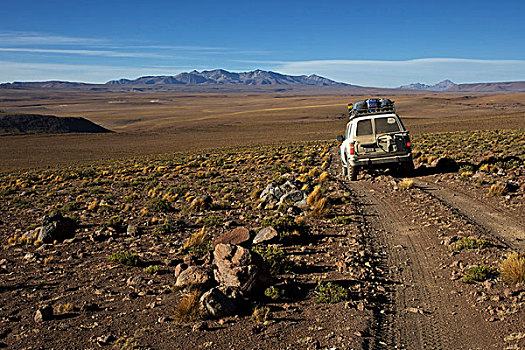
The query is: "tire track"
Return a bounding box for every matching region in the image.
[329,146,504,349]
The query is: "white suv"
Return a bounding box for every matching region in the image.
[337,112,414,180]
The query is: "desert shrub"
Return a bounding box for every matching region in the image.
[147,198,173,213]
[462,265,498,283]
[62,201,82,212]
[486,183,507,197]
[253,245,294,275]
[201,214,223,227]
[261,215,308,239]
[173,289,204,324]
[500,252,525,285]
[310,197,331,218]
[105,215,124,231]
[55,302,74,314]
[108,251,141,266]
[318,171,330,183]
[313,281,349,304]
[397,179,414,190]
[449,237,489,252]
[332,215,353,225]
[306,185,323,207]
[143,265,160,275]
[182,227,211,258]
[251,305,271,324]
[264,286,286,301]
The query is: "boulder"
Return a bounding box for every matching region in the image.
[200,287,237,318]
[279,190,307,205]
[213,227,251,248]
[126,224,140,237]
[432,157,459,172]
[213,244,271,295]
[36,213,77,243]
[253,226,279,245]
[175,266,215,290]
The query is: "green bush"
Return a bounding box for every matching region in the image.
[313,281,349,304]
[253,245,294,275]
[462,265,498,283]
[147,198,173,213]
[108,251,141,266]
[449,237,489,252]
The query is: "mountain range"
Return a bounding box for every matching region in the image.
[398,80,457,91]
[106,69,350,86]
[2,69,525,93]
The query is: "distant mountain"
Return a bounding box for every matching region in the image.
[0,113,112,134]
[398,80,456,91]
[445,81,525,93]
[106,69,350,86]
[0,81,87,89]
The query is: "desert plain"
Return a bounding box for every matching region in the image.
[0,87,524,349]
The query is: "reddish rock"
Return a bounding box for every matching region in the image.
[175,266,215,289]
[213,244,271,295]
[213,227,251,248]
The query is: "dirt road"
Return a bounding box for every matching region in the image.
[329,147,525,349]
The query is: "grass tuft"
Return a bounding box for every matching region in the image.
[449,237,489,252]
[182,226,211,258]
[251,305,271,324]
[397,178,414,190]
[108,251,141,266]
[500,252,525,285]
[486,183,507,197]
[173,289,203,324]
[313,281,349,304]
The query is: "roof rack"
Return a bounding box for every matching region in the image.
[348,98,396,119]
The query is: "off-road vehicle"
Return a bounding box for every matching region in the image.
[337,99,414,181]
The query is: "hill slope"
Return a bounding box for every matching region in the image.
[0,113,112,134]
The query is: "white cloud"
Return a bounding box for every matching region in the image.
[0,31,108,46]
[0,61,190,83]
[274,58,525,87]
[0,47,167,58]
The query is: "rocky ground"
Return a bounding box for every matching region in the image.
[0,129,524,349]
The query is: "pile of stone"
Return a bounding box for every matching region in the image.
[174,226,275,319]
[257,181,307,209]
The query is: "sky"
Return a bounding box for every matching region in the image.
[1,0,525,87]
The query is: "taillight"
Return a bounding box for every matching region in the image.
[349,142,355,155]
[406,141,411,148]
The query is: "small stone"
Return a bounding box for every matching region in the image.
[192,321,208,332]
[96,334,114,345]
[34,305,53,322]
[24,252,36,260]
[127,224,140,237]
[174,263,188,278]
[175,266,215,290]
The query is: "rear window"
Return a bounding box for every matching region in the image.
[375,117,400,134]
[356,119,373,136]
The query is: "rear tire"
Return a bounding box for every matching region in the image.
[348,165,359,181]
[341,163,348,177]
[400,160,415,177]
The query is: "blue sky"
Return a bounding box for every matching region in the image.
[1,0,524,87]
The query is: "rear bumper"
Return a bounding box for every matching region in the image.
[349,153,412,167]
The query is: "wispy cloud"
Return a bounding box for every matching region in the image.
[0,47,167,58]
[0,31,108,46]
[274,58,525,87]
[0,61,191,83]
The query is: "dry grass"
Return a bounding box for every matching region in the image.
[173,289,203,324]
[307,185,323,207]
[397,178,414,190]
[500,252,525,285]
[251,306,271,324]
[55,302,74,314]
[310,197,331,218]
[188,197,210,212]
[486,183,507,197]
[182,226,211,257]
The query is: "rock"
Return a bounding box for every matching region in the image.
[192,321,208,332]
[37,213,77,243]
[213,244,271,295]
[126,224,140,237]
[253,226,279,245]
[24,252,36,260]
[174,263,188,278]
[200,288,237,318]
[175,266,215,290]
[213,227,251,248]
[34,305,53,322]
[80,302,100,312]
[96,334,115,345]
[279,190,307,205]
[189,195,212,211]
[432,157,459,172]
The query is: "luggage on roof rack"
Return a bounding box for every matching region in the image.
[348,98,396,119]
